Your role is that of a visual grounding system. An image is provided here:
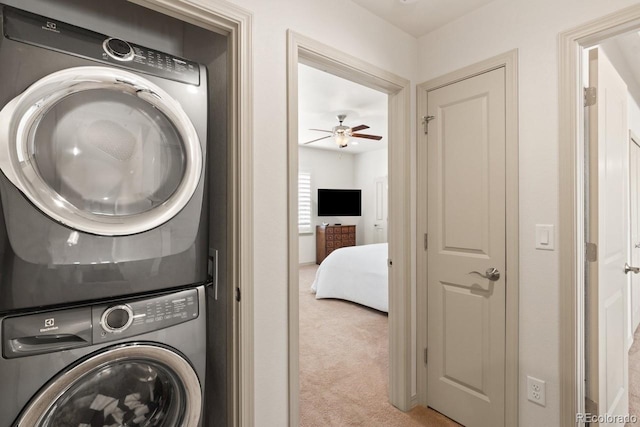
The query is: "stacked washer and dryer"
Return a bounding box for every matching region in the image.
[0,4,211,426]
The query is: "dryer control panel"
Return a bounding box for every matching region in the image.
[2,288,199,359]
[2,5,200,85]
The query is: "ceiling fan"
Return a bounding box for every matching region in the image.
[303,114,383,148]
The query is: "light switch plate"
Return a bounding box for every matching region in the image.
[536,224,555,250]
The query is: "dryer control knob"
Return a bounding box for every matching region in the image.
[101,304,134,333]
[103,38,134,61]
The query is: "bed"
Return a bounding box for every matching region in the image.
[311,243,388,312]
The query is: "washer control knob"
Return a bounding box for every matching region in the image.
[101,304,134,333]
[103,38,134,61]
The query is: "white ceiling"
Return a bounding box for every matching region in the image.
[600,31,640,107]
[350,0,497,38]
[298,63,388,154]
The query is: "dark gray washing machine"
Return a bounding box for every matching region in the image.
[0,5,210,313]
[0,286,206,426]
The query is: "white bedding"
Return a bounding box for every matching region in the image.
[311,243,388,312]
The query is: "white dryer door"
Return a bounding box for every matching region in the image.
[15,343,202,427]
[0,66,202,236]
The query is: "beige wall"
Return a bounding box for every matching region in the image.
[631,96,640,139]
[213,0,418,425]
[354,149,388,245]
[298,147,358,264]
[223,0,640,424]
[417,0,639,425]
[219,0,640,424]
[141,0,640,424]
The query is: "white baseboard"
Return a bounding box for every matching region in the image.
[410,394,418,409]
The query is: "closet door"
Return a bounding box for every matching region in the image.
[425,66,506,427]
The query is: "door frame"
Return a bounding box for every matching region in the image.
[631,131,640,347]
[129,0,254,425]
[286,31,412,425]
[415,49,519,426]
[558,5,640,425]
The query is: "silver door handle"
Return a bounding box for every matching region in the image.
[625,263,640,274]
[469,268,500,281]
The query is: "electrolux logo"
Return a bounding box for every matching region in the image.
[39,317,59,333]
[41,21,60,34]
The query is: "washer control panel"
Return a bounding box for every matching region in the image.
[1,288,199,359]
[100,304,134,333]
[2,6,200,85]
[93,288,198,342]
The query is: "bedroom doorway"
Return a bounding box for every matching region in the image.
[286,32,413,426]
[297,61,392,425]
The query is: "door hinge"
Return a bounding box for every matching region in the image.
[235,287,241,302]
[424,233,428,250]
[422,115,435,135]
[586,242,597,262]
[424,348,428,364]
[584,87,597,107]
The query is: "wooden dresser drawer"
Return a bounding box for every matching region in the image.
[316,225,357,264]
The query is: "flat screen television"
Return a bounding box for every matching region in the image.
[317,189,361,216]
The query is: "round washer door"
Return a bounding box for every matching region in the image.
[15,343,202,427]
[0,66,202,236]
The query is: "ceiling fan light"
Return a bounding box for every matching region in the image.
[335,133,350,147]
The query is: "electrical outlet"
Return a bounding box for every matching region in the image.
[527,376,546,406]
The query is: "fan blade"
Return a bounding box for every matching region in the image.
[309,128,333,133]
[351,133,383,141]
[350,124,369,132]
[303,135,332,144]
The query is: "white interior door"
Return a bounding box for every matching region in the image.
[373,175,388,243]
[586,47,629,426]
[630,136,640,335]
[425,67,506,427]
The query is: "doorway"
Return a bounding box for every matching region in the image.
[297,62,392,425]
[582,30,640,425]
[558,4,640,424]
[286,31,412,425]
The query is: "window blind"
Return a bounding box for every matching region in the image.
[298,172,312,233]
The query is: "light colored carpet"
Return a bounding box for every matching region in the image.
[628,325,640,426]
[298,264,460,427]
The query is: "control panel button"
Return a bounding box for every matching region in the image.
[101,304,133,333]
[106,308,129,329]
[103,38,134,61]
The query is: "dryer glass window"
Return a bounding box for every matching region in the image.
[30,89,186,216]
[39,359,185,426]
